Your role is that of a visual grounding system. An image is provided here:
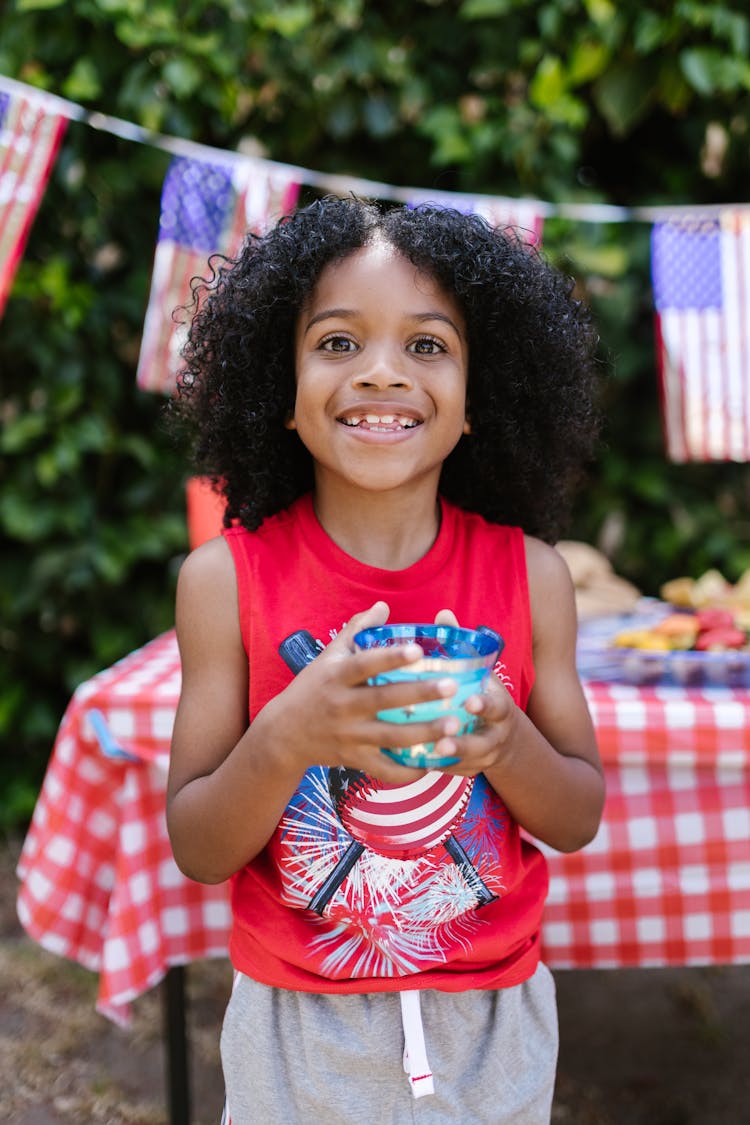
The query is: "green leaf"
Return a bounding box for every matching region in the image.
[0,412,48,453]
[593,63,652,135]
[329,0,364,31]
[633,10,672,54]
[680,46,750,95]
[94,0,144,13]
[459,0,515,18]
[35,448,72,487]
[567,40,611,86]
[530,56,567,108]
[680,47,724,95]
[119,433,160,468]
[582,0,616,26]
[162,57,204,98]
[530,57,588,127]
[62,57,102,101]
[0,494,60,541]
[17,0,67,9]
[419,106,475,166]
[566,241,629,279]
[254,2,315,37]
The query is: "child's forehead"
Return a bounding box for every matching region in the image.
[320,237,400,278]
[306,238,454,309]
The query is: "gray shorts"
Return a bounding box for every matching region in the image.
[220,963,558,1124]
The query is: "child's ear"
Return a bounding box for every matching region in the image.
[463,416,472,435]
[284,412,297,431]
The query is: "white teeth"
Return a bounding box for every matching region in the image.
[341,413,419,428]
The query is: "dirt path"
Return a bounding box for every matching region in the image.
[3,834,749,1124]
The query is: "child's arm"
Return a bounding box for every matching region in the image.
[434,538,605,853]
[166,538,461,884]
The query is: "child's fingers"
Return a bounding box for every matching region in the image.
[360,674,458,714]
[433,608,460,628]
[331,601,391,650]
[320,601,392,666]
[357,710,462,748]
[462,675,511,720]
[377,713,463,748]
[321,602,433,685]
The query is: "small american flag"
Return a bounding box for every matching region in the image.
[652,211,750,462]
[0,85,68,316]
[136,154,300,394]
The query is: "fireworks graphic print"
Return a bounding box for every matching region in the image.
[276,766,509,978]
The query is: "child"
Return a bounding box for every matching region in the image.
[166,196,605,1123]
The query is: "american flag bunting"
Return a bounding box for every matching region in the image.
[0,85,69,316]
[651,211,750,462]
[136,155,300,394]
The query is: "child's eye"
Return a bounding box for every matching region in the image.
[320,334,357,353]
[410,335,445,355]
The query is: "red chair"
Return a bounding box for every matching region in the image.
[185,476,226,549]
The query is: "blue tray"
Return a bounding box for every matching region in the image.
[576,601,750,688]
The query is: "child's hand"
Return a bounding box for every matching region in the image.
[428,606,518,775]
[438,674,518,775]
[267,601,462,783]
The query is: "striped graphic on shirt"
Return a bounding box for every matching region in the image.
[339,772,473,857]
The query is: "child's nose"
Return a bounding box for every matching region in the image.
[352,346,412,389]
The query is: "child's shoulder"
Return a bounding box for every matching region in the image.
[524,534,578,627]
[525,534,575,586]
[178,534,235,594]
[175,535,241,642]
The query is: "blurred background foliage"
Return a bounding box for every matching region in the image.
[1,0,750,826]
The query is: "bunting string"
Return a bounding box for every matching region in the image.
[2,72,749,225]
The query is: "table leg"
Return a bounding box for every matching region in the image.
[163,965,191,1125]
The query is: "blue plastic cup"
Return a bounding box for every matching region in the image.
[353,623,503,767]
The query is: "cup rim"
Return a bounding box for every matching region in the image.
[353,623,500,670]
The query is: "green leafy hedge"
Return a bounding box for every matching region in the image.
[2,0,750,826]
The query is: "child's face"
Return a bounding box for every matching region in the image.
[289,240,470,501]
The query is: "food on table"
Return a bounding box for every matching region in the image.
[612,570,750,655]
[660,567,750,612]
[693,626,747,651]
[555,540,641,619]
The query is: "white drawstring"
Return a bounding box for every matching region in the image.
[400,990,435,1098]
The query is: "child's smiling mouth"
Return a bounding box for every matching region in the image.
[338,411,422,432]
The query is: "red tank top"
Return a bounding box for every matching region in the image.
[223,493,547,993]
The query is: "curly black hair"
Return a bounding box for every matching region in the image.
[169,195,601,544]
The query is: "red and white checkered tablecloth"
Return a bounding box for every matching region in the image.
[16,630,750,1024]
[16,631,232,1025]
[541,679,750,969]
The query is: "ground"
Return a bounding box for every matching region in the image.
[2,834,749,1125]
